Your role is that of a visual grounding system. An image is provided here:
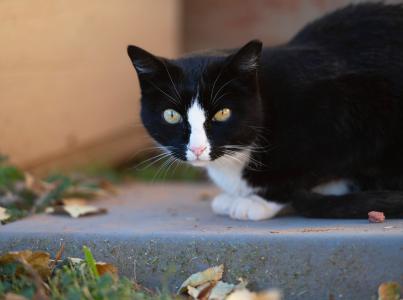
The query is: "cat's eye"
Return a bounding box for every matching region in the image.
[163,109,182,124]
[212,108,231,122]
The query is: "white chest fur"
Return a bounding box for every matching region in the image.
[206,150,254,196]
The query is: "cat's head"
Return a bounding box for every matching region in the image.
[127,40,263,167]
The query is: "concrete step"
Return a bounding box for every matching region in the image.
[0,183,402,299]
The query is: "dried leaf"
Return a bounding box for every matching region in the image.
[378,282,400,300]
[50,243,65,270]
[99,180,118,195]
[0,250,32,264]
[24,172,55,194]
[0,206,11,222]
[0,250,51,280]
[208,281,236,300]
[226,289,255,300]
[45,202,107,218]
[227,289,281,300]
[178,265,224,294]
[62,198,88,206]
[187,282,213,299]
[63,257,84,267]
[96,262,118,280]
[4,293,29,300]
[25,251,51,279]
[63,185,109,199]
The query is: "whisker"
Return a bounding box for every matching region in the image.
[134,152,172,170]
[161,157,179,181]
[145,79,179,105]
[212,92,230,106]
[210,66,226,103]
[162,61,182,101]
[212,77,238,104]
[151,156,175,182]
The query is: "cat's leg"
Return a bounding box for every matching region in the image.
[211,193,233,215]
[229,195,285,221]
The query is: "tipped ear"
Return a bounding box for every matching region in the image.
[228,40,263,73]
[127,45,164,76]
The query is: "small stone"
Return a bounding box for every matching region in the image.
[368,211,385,223]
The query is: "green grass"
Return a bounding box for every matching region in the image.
[0,247,179,300]
[0,154,205,224]
[81,156,205,183]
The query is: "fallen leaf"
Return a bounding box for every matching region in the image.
[96,262,118,280]
[208,281,236,300]
[187,282,213,299]
[188,285,202,299]
[0,250,51,280]
[368,211,385,223]
[178,265,224,294]
[63,185,109,199]
[99,180,119,195]
[227,289,282,300]
[45,203,107,218]
[0,206,11,222]
[4,293,29,300]
[24,172,55,194]
[25,251,51,279]
[378,282,400,300]
[226,289,255,300]
[50,243,65,270]
[63,257,84,267]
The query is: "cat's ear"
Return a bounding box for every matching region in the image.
[228,40,263,73]
[127,45,164,76]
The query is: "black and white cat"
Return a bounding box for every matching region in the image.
[128,3,403,220]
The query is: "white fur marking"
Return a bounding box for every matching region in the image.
[207,150,253,196]
[212,193,284,221]
[186,98,211,163]
[230,195,284,221]
[211,194,234,215]
[311,179,351,196]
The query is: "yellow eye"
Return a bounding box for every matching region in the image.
[213,108,231,122]
[163,109,182,124]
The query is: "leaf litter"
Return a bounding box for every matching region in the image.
[178,264,281,300]
[0,156,113,223]
[0,246,400,300]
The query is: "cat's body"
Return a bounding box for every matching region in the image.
[128,3,403,220]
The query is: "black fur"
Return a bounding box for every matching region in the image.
[128,3,403,218]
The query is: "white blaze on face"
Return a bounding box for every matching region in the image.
[186,99,211,166]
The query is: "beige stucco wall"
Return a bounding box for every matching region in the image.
[0,0,181,171]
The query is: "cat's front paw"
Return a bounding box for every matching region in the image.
[229,195,284,221]
[211,193,233,215]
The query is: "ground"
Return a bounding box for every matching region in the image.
[1,183,402,299]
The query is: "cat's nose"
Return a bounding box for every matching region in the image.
[190,146,207,157]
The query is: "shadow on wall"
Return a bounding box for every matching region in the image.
[184,0,363,51]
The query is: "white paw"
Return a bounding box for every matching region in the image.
[211,193,233,215]
[229,195,284,221]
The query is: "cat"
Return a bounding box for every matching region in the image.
[127,2,403,220]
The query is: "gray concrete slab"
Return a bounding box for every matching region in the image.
[0,183,402,299]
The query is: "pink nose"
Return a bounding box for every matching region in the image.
[190,146,207,157]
